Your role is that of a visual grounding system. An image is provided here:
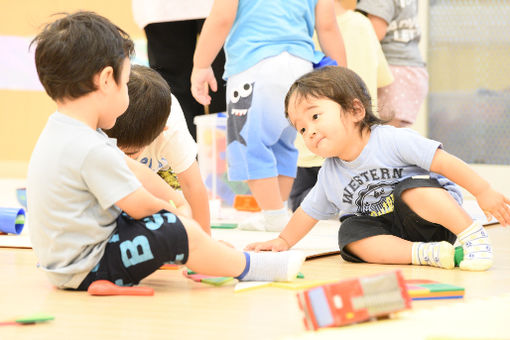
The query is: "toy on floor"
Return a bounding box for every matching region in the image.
[0,207,25,234]
[183,269,234,286]
[296,270,411,330]
[211,223,238,229]
[159,263,181,270]
[233,195,261,212]
[405,279,465,300]
[0,313,54,326]
[16,188,27,208]
[87,280,154,296]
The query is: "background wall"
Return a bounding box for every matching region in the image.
[1,0,507,198]
[0,0,144,176]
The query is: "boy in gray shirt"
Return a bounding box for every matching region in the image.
[28,11,305,290]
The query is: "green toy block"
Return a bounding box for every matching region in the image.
[454,246,464,267]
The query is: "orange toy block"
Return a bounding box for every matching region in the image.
[233,195,261,212]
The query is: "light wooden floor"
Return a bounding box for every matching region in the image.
[1,225,509,339]
[1,176,510,339]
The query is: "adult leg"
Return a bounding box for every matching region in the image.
[288,167,320,212]
[144,21,204,139]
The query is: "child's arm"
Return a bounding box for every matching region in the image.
[115,186,177,220]
[177,161,211,235]
[315,0,347,67]
[125,156,192,217]
[245,208,319,251]
[191,0,238,105]
[367,14,388,41]
[430,149,510,226]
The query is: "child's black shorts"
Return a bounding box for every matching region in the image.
[77,210,189,290]
[338,177,457,263]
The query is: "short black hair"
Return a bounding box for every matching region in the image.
[103,65,172,148]
[285,66,386,133]
[31,11,134,101]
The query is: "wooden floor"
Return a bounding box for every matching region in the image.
[1,176,510,339]
[1,225,509,339]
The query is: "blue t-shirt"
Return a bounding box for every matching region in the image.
[301,125,462,220]
[223,0,324,79]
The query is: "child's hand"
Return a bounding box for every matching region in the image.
[476,187,510,226]
[245,237,290,252]
[191,66,217,105]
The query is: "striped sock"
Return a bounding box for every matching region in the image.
[411,241,455,269]
[457,221,493,271]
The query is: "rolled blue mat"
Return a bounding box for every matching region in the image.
[0,207,25,234]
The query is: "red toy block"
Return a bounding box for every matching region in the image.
[296,270,411,330]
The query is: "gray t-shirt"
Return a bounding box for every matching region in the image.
[301,125,462,221]
[356,0,424,67]
[27,112,141,288]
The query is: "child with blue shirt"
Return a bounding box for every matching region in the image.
[28,11,305,290]
[247,66,510,272]
[191,0,347,232]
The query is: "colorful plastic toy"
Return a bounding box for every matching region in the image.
[0,313,54,326]
[296,270,411,330]
[87,280,154,296]
[233,195,261,212]
[16,188,27,208]
[405,279,464,300]
[183,269,234,286]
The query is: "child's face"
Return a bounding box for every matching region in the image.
[98,58,131,130]
[287,94,361,160]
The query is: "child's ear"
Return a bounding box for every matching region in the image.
[96,66,115,92]
[351,98,366,122]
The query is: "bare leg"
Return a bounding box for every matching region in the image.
[402,186,492,270]
[346,235,413,264]
[181,216,305,279]
[241,176,293,231]
[183,216,246,277]
[247,177,285,210]
[278,175,294,203]
[401,186,473,234]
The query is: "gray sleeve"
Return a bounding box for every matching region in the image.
[300,169,339,220]
[356,0,395,24]
[81,144,141,209]
[391,128,442,171]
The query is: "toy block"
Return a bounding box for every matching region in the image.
[233,195,261,212]
[405,279,465,300]
[296,270,411,330]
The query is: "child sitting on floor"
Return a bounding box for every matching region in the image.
[27,11,305,290]
[247,66,510,271]
[104,65,210,233]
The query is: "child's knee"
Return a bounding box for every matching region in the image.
[179,216,208,251]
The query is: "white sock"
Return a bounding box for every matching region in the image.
[457,221,493,271]
[238,206,290,232]
[237,213,265,231]
[264,206,290,232]
[411,241,455,269]
[236,250,305,282]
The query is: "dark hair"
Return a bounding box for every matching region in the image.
[103,65,172,148]
[31,11,134,101]
[284,66,386,133]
